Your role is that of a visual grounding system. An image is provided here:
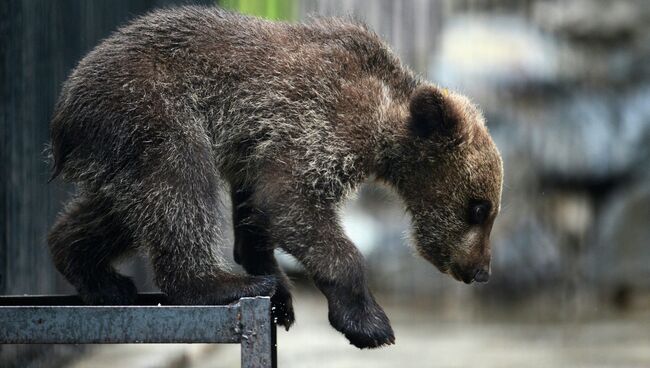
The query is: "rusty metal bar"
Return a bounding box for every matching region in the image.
[0,293,277,368]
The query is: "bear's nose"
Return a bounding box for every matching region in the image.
[473,267,490,283]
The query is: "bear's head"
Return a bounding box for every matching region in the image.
[388,85,503,284]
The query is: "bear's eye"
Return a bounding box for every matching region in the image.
[467,200,491,225]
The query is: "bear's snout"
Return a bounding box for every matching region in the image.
[473,266,490,283]
[450,262,490,284]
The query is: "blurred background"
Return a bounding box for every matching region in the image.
[1,0,650,367]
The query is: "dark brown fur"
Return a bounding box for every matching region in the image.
[47,7,503,348]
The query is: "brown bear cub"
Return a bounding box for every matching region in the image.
[48,6,503,349]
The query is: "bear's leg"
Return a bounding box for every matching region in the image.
[48,192,138,305]
[291,234,394,349]
[109,147,275,305]
[231,186,295,329]
[257,185,394,348]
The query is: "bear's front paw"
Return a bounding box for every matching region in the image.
[328,298,395,349]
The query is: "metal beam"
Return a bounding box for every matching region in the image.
[240,297,277,368]
[0,305,242,344]
[0,294,277,367]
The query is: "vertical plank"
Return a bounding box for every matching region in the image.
[0,0,14,296]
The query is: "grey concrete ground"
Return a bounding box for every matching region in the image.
[65,288,650,368]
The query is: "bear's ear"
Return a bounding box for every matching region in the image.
[408,85,457,139]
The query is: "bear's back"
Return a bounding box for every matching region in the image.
[49,6,412,184]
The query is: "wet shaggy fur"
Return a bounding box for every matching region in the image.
[48,6,503,349]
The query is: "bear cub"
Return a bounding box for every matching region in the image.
[48,6,503,349]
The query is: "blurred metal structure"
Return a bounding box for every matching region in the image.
[0,294,277,368]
